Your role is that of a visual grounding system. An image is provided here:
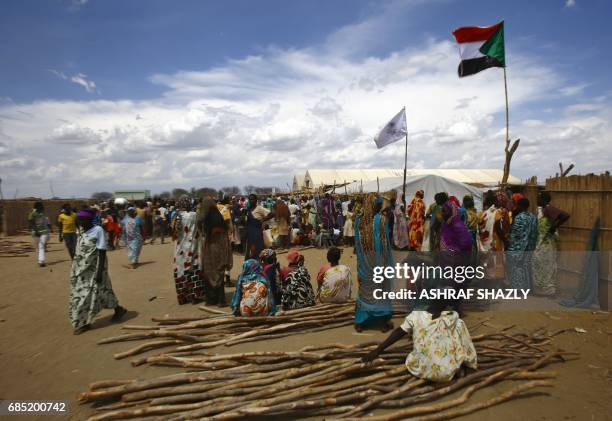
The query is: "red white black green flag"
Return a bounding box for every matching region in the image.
[452,21,505,77]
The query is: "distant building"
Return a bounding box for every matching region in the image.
[114,190,151,201]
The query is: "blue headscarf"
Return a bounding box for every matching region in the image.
[231,259,276,315]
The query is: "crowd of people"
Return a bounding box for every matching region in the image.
[25,186,569,383]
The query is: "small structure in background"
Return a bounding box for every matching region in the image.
[113,190,151,201]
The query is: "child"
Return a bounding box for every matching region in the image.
[362,293,477,382]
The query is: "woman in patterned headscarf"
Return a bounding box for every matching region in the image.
[407,190,425,251]
[231,259,275,316]
[172,195,206,305]
[354,194,393,332]
[280,248,316,310]
[198,197,233,306]
[69,208,127,334]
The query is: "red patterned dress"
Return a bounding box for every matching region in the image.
[173,210,206,304]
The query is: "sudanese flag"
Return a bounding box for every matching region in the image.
[452,21,505,77]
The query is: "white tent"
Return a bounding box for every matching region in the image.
[296,168,520,191]
[346,174,483,209]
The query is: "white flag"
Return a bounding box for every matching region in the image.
[374,107,407,149]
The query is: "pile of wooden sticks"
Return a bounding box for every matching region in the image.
[98,302,357,365]
[81,327,575,420]
[0,239,34,257]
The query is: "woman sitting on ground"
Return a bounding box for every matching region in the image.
[280,248,316,310]
[231,259,276,317]
[316,246,352,303]
[362,293,477,382]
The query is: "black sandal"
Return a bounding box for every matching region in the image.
[73,324,91,335]
[111,306,127,322]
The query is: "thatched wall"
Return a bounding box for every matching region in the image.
[546,173,611,309]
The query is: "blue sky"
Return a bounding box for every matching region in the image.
[0,0,610,197]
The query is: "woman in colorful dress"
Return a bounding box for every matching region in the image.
[532,192,570,295]
[342,202,355,246]
[199,197,233,306]
[280,248,316,310]
[407,190,426,251]
[231,259,276,317]
[362,294,477,382]
[244,194,274,261]
[507,198,538,290]
[354,194,393,332]
[172,196,206,305]
[393,190,409,250]
[426,192,447,253]
[121,207,144,269]
[69,208,127,335]
[317,246,352,303]
[274,198,291,249]
[477,191,510,280]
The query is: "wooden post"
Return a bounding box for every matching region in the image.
[501,67,520,186]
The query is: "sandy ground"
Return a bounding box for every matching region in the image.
[0,235,610,421]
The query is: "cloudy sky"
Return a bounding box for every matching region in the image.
[0,0,610,198]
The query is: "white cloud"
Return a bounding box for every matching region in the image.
[1,3,609,197]
[565,0,576,8]
[48,69,99,94]
[70,73,99,94]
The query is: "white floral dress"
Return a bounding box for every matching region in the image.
[400,311,477,382]
[318,264,352,303]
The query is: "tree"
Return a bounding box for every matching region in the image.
[91,191,113,201]
[159,191,171,200]
[243,185,256,195]
[194,187,220,199]
[254,186,274,195]
[221,186,241,196]
[172,188,189,198]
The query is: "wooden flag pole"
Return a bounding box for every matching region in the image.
[501,67,519,186]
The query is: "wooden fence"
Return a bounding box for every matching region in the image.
[0,199,92,236]
[545,173,611,309]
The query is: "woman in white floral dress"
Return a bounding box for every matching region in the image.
[362,293,477,382]
[69,208,127,335]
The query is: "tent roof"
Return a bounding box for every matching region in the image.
[347,174,484,208]
[301,168,520,188]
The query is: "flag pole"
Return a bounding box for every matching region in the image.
[504,66,509,158]
[403,130,408,201]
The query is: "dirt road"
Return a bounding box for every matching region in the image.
[0,235,610,420]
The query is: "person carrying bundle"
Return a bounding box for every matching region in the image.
[362,294,477,382]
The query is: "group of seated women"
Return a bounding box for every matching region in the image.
[231,246,352,316]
